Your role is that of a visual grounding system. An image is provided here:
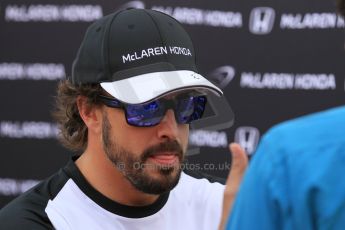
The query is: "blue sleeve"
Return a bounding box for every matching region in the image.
[226,129,291,230]
[227,107,345,230]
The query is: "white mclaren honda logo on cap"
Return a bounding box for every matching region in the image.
[122,46,192,63]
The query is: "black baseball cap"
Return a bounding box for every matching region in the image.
[71,8,223,104]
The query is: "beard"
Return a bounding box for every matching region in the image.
[102,113,185,195]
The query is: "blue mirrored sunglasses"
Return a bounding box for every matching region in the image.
[98,93,207,127]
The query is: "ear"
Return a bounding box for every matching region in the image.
[76,95,102,134]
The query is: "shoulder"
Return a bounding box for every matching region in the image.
[248,105,345,193]
[0,192,53,229]
[265,105,345,147]
[244,106,345,190]
[171,172,224,202]
[169,172,225,224]
[0,183,53,229]
[0,168,70,229]
[253,106,345,163]
[228,106,345,229]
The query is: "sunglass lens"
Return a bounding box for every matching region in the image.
[126,100,165,127]
[176,96,207,124]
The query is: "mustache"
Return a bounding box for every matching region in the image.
[141,140,184,161]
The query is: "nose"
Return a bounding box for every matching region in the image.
[156,109,179,140]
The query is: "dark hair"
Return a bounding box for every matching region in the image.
[52,80,103,151]
[338,0,345,17]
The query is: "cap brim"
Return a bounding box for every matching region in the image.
[100,70,223,104]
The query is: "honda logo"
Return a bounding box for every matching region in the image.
[249,7,275,35]
[235,126,260,156]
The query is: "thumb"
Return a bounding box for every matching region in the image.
[218,143,248,230]
[226,143,248,193]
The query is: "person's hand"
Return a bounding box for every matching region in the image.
[218,143,248,230]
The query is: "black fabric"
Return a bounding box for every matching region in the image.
[71,8,197,84]
[0,168,69,229]
[111,62,177,82]
[71,11,123,85]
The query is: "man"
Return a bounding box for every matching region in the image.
[227,2,345,229]
[0,8,247,229]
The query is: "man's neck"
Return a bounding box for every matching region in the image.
[75,149,159,206]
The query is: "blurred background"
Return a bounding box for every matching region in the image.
[0,0,344,208]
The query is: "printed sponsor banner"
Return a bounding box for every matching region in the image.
[0,0,344,208]
[0,121,58,139]
[0,178,40,196]
[240,72,337,90]
[5,4,103,22]
[0,63,65,80]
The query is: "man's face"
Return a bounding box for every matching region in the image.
[101,93,190,194]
